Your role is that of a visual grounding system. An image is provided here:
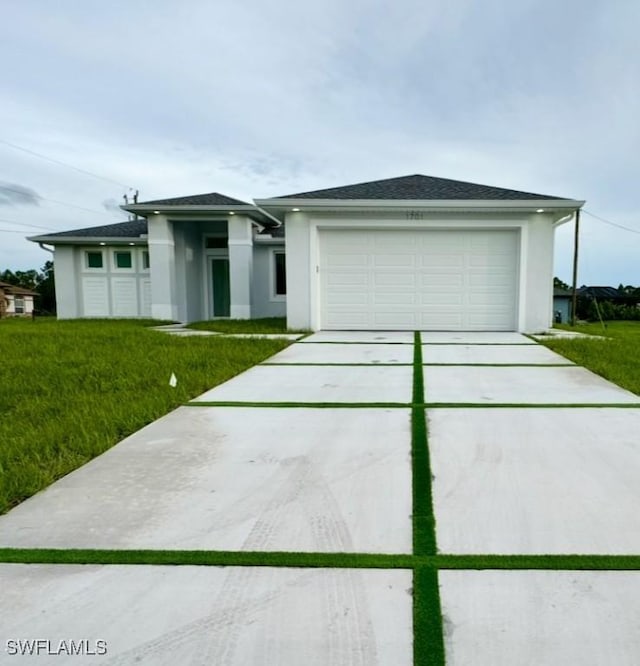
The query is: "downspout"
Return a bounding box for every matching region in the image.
[571,209,581,326]
[38,242,54,254]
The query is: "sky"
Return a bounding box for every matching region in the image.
[1,0,639,286]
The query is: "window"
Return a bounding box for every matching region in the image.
[142,251,150,270]
[14,297,25,314]
[114,251,132,269]
[274,252,286,296]
[86,251,103,269]
[205,236,228,249]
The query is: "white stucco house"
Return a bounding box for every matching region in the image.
[29,174,584,332]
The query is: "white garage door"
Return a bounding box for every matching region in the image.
[319,229,519,331]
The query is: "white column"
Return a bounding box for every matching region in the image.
[228,215,253,319]
[523,214,555,332]
[147,215,179,321]
[284,212,311,329]
[53,246,79,318]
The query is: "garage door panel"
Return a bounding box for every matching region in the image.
[420,254,464,268]
[324,307,370,324]
[421,293,465,306]
[468,255,514,269]
[418,273,464,288]
[420,312,465,329]
[320,229,518,331]
[373,254,415,268]
[468,272,513,287]
[325,293,369,306]
[326,253,369,267]
[373,311,418,327]
[326,272,368,286]
[374,273,416,287]
[468,293,512,306]
[374,293,416,305]
[374,232,418,248]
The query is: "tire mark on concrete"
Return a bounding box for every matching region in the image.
[101,569,315,665]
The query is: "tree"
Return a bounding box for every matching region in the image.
[618,284,638,295]
[554,277,571,291]
[36,260,56,313]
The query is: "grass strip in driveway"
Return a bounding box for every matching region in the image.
[421,342,536,346]
[414,566,446,666]
[424,402,640,409]
[412,332,437,556]
[0,548,412,568]
[295,341,413,345]
[186,401,413,408]
[422,362,575,367]
[0,549,638,570]
[412,331,446,666]
[261,362,413,367]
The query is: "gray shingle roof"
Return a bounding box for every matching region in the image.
[35,219,148,239]
[0,280,38,295]
[275,174,565,201]
[578,286,625,300]
[138,192,250,206]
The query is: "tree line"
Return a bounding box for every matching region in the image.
[0,261,56,314]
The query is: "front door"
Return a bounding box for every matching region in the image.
[210,257,230,317]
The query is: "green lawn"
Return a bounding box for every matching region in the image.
[539,321,640,395]
[0,318,289,514]
[188,317,308,334]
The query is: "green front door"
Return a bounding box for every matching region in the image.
[211,258,230,317]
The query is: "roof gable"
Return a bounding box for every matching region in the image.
[31,219,148,240]
[273,174,565,201]
[138,192,250,206]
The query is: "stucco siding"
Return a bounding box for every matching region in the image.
[521,215,555,331]
[55,245,151,319]
[251,243,286,318]
[53,246,79,319]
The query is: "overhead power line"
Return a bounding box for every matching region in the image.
[0,218,57,231]
[0,137,134,190]
[0,182,115,217]
[583,209,640,236]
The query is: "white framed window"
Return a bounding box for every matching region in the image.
[14,296,25,314]
[113,250,134,271]
[141,250,150,271]
[271,250,286,300]
[85,250,105,271]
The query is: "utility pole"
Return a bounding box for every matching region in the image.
[570,209,581,326]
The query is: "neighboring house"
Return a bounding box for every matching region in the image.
[577,286,640,305]
[29,174,584,332]
[0,281,38,318]
[553,287,573,323]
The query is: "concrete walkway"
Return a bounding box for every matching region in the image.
[0,332,639,664]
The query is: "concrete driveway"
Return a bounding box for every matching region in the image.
[0,331,638,665]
